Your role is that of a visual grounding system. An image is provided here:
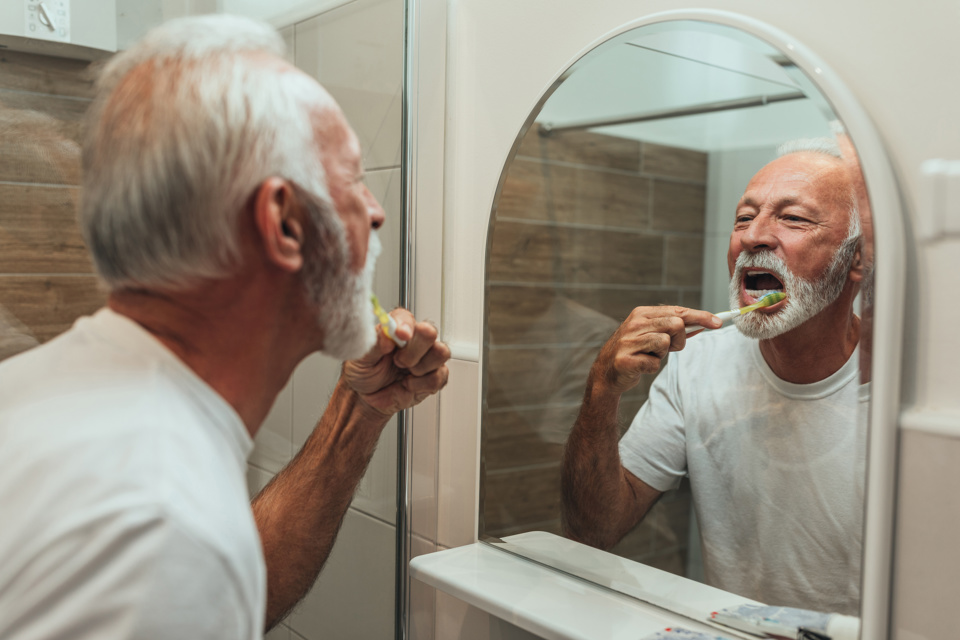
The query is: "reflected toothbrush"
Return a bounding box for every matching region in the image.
[685,291,786,335]
[371,294,407,347]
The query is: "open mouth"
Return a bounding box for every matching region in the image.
[742,270,785,307]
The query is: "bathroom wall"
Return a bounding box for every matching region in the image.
[242,1,405,639]
[409,0,960,638]
[0,50,104,361]
[483,126,706,573]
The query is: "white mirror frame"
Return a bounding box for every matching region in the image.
[470,9,908,638]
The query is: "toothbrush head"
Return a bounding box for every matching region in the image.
[755,291,786,308]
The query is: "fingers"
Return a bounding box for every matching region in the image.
[388,310,451,377]
[359,365,450,414]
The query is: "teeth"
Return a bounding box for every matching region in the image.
[746,289,779,297]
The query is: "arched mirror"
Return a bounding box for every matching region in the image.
[480,18,885,636]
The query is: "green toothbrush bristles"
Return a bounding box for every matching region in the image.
[756,291,786,307]
[740,291,786,314]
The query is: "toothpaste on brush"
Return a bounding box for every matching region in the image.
[371,295,407,347]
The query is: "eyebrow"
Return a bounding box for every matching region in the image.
[737,195,811,211]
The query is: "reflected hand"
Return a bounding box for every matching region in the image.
[591,305,721,395]
[342,307,451,416]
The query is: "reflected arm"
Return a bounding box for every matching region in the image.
[561,376,662,550]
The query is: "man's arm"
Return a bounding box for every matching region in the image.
[252,309,449,630]
[561,305,719,549]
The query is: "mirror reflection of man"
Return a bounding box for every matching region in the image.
[0,16,450,638]
[561,139,867,616]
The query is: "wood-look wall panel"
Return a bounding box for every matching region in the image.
[0,276,105,342]
[641,143,708,183]
[0,90,89,142]
[484,405,578,471]
[0,185,92,273]
[489,220,664,285]
[665,235,707,287]
[0,51,95,98]
[516,128,640,172]
[650,179,707,233]
[486,346,653,411]
[483,464,561,533]
[498,160,651,229]
[488,286,684,346]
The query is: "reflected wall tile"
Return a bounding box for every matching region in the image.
[0,114,82,185]
[486,285,670,346]
[265,624,291,640]
[498,160,651,229]
[515,128,640,172]
[641,143,708,183]
[294,0,402,170]
[250,379,293,474]
[286,508,396,640]
[484,405,576,472]
[0,51,94,98]
[665,236,707,287]
[485,346,649,411]
[650,180,707,233]
[438,358,480,549]
[0,186,91,272]
[488,221,664,285]
[0,276,105,343]
[483,464,561,533]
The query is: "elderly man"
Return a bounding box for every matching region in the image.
[0,15,449,639]
[561,140,866,616]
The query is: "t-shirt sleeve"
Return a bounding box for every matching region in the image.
[617,355,688,492]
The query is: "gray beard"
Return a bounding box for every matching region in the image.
[728,239,856,340]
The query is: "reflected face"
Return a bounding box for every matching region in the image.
[727,153,860,333]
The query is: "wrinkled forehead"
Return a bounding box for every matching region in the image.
[741,152,854,214]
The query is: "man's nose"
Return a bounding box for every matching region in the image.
[740,214,778,251]
[364,185,385,230]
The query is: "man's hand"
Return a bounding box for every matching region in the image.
[342,307,450,416]
[590,306,721,396]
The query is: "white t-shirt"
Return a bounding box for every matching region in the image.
[619,326,867,616]
[0,309,266,639]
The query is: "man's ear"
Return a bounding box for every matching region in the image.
[848,243,865,283]
[254,177,304,274]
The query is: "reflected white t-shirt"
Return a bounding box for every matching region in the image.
[0,309,265,639]
[619,326,867,616]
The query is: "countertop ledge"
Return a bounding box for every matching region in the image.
[409,533,755,640]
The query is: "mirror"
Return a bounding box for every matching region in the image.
[480,19,874,632]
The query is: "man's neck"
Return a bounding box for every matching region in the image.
[108,280,320,437]
[757,301,860,385]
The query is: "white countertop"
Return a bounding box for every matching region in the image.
[409,532,759,640]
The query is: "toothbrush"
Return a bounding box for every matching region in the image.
[371,295,408,347]
[685,291,787,335]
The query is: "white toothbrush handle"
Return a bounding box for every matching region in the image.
[685,310,739,334]
[383,315,408,348]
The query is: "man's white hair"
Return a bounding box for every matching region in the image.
[80,15,335,290]
[776,136,861,239]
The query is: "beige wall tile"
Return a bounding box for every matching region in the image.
[246,464,275,500]
[250,380,294,474]
[0,51,95,98]
[410,533,438,640]
[488,220,664,285]
[295,0,402,170]
[434,590,542,640]
[0,276,105,343]
[641,143,708,183]
[286,508,396,640]
[438,358,481,548]
[892,430,960,640]
[0,185,91,272]
[498,160,651,229]
[650,180,707,233]
[515,128,640,172]
[665,236,707,287]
